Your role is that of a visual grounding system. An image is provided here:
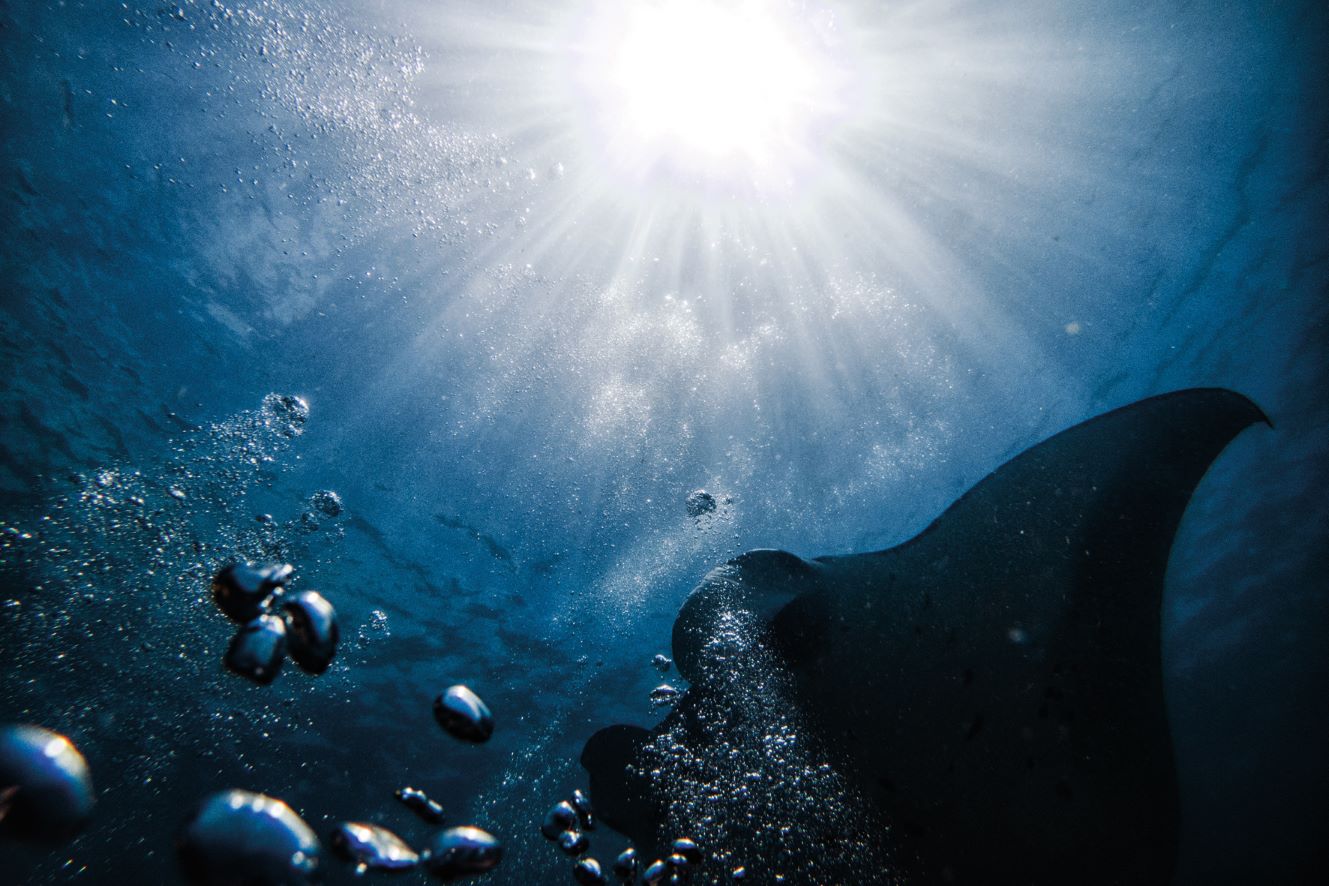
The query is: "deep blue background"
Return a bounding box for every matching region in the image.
[1,1,1325,883]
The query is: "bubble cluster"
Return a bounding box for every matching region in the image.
[324,781,501,880]
[685,489,717,519]
[649,684,680,708]
[684,488,735,534]
[307,489,343,518]
[635,597,896,884]
[295,489,347,537]
[127,0,550,247]
[260,394,310,439]
[210,564,340,686]
[0,394,314,797]
[539,785,620,882]
[356,607,391,647]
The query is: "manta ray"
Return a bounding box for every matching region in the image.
[581,388,1269,885]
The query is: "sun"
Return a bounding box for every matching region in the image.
[610,1,816,158]
[575,0,837,180]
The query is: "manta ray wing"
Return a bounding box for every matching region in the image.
[585,388,1269,884]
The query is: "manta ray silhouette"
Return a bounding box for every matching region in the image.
[581,388,1269,885]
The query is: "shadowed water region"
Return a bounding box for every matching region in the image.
[1,1,1327,884]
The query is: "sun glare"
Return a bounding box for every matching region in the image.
[579,0,834,179]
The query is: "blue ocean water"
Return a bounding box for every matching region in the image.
[1,0,1325,883]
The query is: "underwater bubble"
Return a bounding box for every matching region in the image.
[421,826,502,880]
[280,591,338,675]
[685,490,717,518]
[177,789,320,886]
[642,859,668,885]
[213,562,293,623]
[396,786,445,823]
[557,829,589,856]
[357,609,391,648]
[652,654,672,673]
[570,788,595,830]
[0,724,94,841]
[541,801,578,840]
[650,685,680,708]
[731,866,747,880]
[225,614,287,685]
[330,821,419,874]
[671,837,702,866]
[666,852,690,872]
[433,685,494,743]
[261,393,310,438]
[612,847,638,881]
[573,857,607,886]
[309,489,344,517]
